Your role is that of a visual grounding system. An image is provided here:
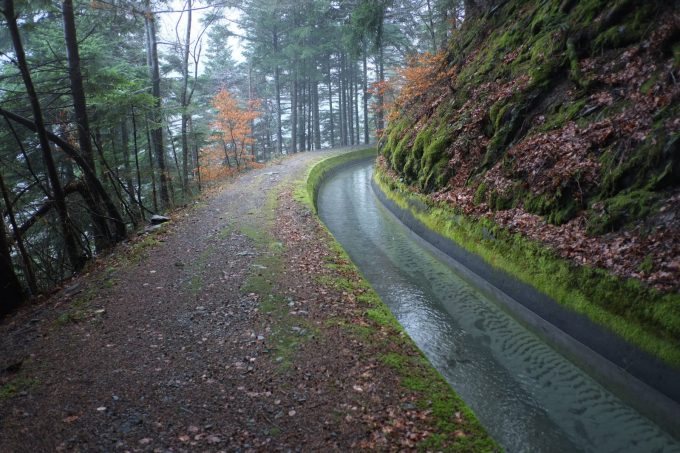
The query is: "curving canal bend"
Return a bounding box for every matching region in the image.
[317,159,680,453]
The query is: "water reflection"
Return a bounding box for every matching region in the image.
[318,161,680,453]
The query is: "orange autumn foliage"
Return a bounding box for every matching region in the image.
[198,88,261,183]
[394,51,451,110]
[367,79,396,139]
[371,51,453,138]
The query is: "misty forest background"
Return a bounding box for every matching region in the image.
[0,0,472,308]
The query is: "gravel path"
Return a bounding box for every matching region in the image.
[0,148,494,452]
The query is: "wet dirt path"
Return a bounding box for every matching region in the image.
[0,148,495,452]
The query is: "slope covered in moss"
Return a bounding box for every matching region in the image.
[380,0,680,360]
[380,0,680,293]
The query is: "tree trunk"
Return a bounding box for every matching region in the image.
[145,1,170,208]
[131,107,146,220]
[340,56,344,146]
[354,62,360,145]
[247,63,256,161]
[62,0,120,249]
[376,7,385,135]
[180,0,192,194]
[190,117,201,191]
[308,79,313,150]
[180,116,190,195]
[145,119,158,212]
[348,59,355,146]
[362,44,369,144]
[3,0,84,271]
[299,75,306,151]
[120,120,138,223]
[264,99,272,159]
[62,0,94,172]
[273,30,283,155]
[313,79,321,150]
[426,0,437,51]
[0,216,24,316]
[0,107,128,237]
[291,73,298,153]
[167,124,183,184]
[306,78,312,150]
[340,54,348,146]
[0,171,36,295]
[327,57,335,148]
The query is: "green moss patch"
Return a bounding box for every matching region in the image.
[0,377,39,400]
[384,353,496,452]
[242,230,313,370]
[238,189,310,369]
[315,232,497,451]
[374,167,680,367]
[299,148,378,211]
[302,150,499,450]
[587,189,662,235]
[126,233,163,265]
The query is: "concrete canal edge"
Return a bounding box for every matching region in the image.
[305,147,379,212]
[368,171,680,440]
[303,147,500,450]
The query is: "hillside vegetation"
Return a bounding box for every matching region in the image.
[378,0,680,361]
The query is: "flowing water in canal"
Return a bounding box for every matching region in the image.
[317,160,680,453]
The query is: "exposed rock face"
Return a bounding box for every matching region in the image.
[150,215,171,225]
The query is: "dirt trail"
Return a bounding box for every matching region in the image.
[0,149,494,452]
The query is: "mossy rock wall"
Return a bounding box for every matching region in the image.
[380,0,680,232]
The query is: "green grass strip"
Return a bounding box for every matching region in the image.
[373,167,680,368]
[297,147,378,212]
[301,148,499,451]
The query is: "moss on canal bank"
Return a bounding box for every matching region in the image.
[373,165,680,369]
[302,149,499,451]
[300,147,378,211]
